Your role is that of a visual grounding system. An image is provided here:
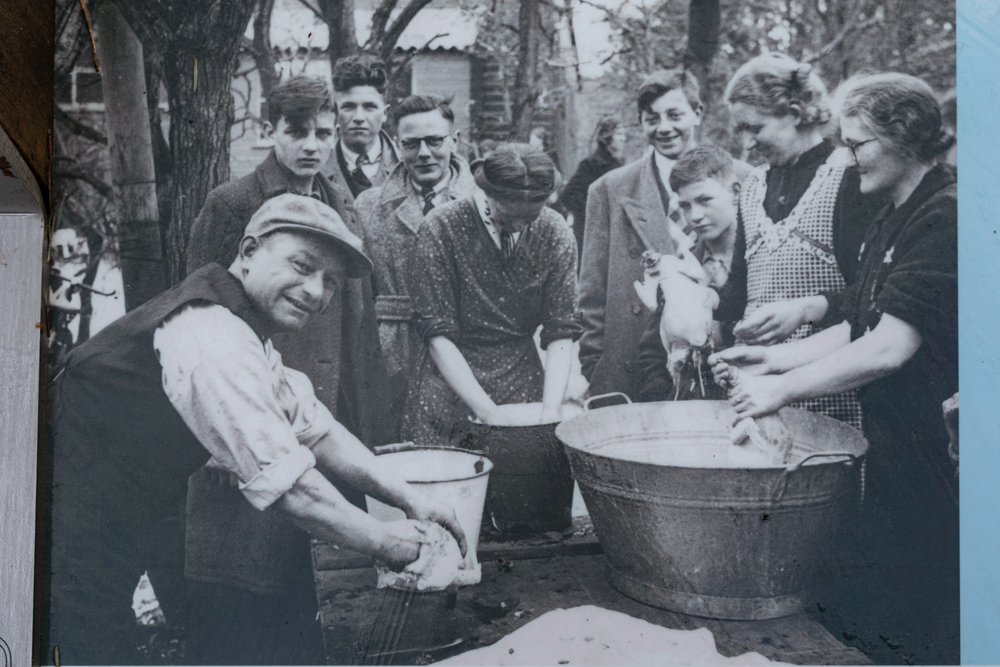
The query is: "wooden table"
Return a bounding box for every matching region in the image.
[312,520,871,666]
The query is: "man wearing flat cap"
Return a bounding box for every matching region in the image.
[45,195,466,666]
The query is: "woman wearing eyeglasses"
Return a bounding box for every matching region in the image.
[402,143,581,446]
[718,53,887,429]
[712,72,958,664]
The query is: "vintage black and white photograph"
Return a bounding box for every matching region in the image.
[43,0,958,664]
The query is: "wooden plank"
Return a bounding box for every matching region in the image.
[0,0,54,191]
[0,210,45,667]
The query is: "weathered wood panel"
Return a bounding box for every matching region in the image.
[0,0,55,192]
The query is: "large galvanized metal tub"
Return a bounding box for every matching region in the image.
[555,399,868,620]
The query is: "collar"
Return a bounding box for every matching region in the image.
[652,150,677,190]
[787,139,835,170]
[379,155,477,205]
[256,150,325,200]
[340,137,383,167]
[412,165,454,198]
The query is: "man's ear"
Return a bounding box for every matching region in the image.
[788,103,803,126]
[452,129,462,148]
[262,121,275,142]
[239,236,262,262]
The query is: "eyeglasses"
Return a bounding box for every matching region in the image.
[399,135,452,152]
[844,137,877,162]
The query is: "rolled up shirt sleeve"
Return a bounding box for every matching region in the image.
[154,303,337,510]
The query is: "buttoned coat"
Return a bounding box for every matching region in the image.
[578,153,684,400]
[321,130,400,203]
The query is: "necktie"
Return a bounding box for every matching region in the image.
[499,229,516,260]
[421,186,436,215]
[352,153,373,190]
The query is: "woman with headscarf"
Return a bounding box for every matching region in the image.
[711,72,958,665]
[718,53,887,430]
[403,143,581,446]
[559,117,627,257]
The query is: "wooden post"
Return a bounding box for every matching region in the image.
[94,3,165,310]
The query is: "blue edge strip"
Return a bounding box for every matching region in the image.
[958,0,1000,663]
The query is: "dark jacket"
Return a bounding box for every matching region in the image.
[559,146,621,254]
[321,130,400,203]
[578,153,684,400]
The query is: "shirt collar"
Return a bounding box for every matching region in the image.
[652,150,677,191]
[340,137,382,168]
[412,164,455,197]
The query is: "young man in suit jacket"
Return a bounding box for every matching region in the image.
[578,68,704,400]
[322,54,400,201]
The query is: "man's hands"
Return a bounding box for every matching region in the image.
[376,519,425,569]
[406,494,468,557]
[733,296,827,345]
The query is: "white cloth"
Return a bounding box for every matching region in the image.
[154,302,339,510]
[438,605,791,665]
[375,520,481,591]
[341,139,383,180]
[653,150,678,195]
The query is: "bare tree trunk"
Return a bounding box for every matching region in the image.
[93,2,165,309]
[116,0,257,285]
[510,0,542,140]
[252,0,280,100]
[684,0,720,106]
[317,0,358,63]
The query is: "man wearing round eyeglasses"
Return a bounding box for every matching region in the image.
[354,94,476,445]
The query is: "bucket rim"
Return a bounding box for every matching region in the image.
[373,445,494,483]
[554,401,869,471]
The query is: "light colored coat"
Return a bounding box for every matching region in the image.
[578,153,685,400]
[354,156,477,444]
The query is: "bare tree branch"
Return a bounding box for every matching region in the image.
[295,0,326,21]
[369,0,402,50]
[393,32,448,71]
[806,0,866,63]
[55,106,108,145]
[380,0,436,62]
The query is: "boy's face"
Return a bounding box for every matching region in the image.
[334,85,388,155]
[268,111,336,180]
[640,88,702,160]
[677,176,739,244]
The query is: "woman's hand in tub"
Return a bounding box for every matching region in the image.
[377,519,426,570]
[709,346,774,386]
[728,373,790,420]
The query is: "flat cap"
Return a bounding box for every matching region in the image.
[243,194,372,277]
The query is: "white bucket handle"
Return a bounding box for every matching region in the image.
[584,392,633,411]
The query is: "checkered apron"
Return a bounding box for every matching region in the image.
[741,157,863,430]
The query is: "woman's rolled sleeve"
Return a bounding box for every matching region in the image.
[412,218,462,343]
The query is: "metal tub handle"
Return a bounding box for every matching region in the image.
[771,451,860,503]
[584,392,633,411]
